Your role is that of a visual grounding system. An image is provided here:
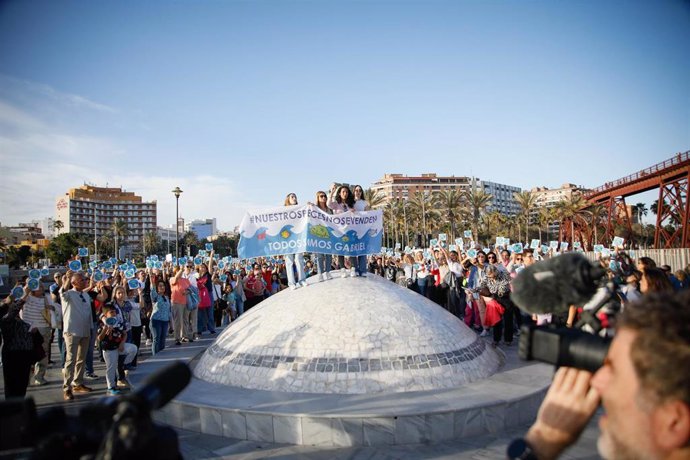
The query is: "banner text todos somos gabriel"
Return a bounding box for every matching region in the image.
[238,204,383,259]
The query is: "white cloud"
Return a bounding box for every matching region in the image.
[0,74,117,114]
[0,79,259,231]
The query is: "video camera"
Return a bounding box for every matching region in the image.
[512,252,634,373]
[0,362,191,460]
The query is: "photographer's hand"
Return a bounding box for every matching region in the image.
[525,367,600,460]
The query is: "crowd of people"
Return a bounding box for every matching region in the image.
[2,186,690,458]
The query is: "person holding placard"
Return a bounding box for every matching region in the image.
[328,184,357,277]
[169,265,191,346]
[0,293,37,399]
[60,271,95,400]
[195,254,216,338]
[284,193,308,289]
[18,279,52,385]
[125,286,144,368]
[149,273,171,355]
[311,190,334,281]
[414,251,429,297]
[352,185,370,277]
[463,251,490,337]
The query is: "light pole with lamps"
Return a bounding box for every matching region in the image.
[172,187,183,260]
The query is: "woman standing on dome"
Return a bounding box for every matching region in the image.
[352,185,370,277]
[311,190,334,281]
[284,193,307,289]
[327,183,357,277]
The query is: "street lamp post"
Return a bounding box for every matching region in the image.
[172,187,183,260]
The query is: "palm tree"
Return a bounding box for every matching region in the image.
[111,219,129,260]
[514,191,537,243]
[408,192,431,245]
[363,188,386,209]
[465,189,493,243]
[383,201,397,247]
[553,194,587,245]
[484,210,506,242]
[634,202,648,224]
[143,231,161,255]
[536,207,552,243]
[584,203,607,247]
[53,220,64,237]
[183,230,200,256]
[433,189,465,241]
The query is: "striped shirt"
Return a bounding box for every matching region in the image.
[20,294,51,328]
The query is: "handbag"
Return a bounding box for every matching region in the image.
[484,298,505,327]
[186,286,199,311]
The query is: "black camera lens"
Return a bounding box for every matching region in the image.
[518,325,611,373]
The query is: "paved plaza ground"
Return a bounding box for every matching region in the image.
[1,327,602,459]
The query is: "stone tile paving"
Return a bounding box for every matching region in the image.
[1,317,602,459]
[175,414,602,459]
[196,277,503,394]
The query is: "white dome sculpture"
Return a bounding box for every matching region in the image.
[194,274,502,394]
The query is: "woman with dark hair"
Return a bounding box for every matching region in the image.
[328,183,357,277]
[637,256,657,273]
[284,193,307,289]
[195,254,216,338]
[1,293,36,399]
[311,190,334,281]
[352,185,370,277]
[640,267,674,294]
[465,250,490,336]
[478,265,515,347]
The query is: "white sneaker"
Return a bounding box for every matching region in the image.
[300,280,308,288]
[350,268,357,278]
[145,339,152,346]
[290,284,298,290]
[325,272,332,280]
[317,274,324,282]
[340,268,348,277]
[479,329,490,337]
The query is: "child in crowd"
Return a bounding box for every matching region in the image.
[221,283,237,326]
[98,305,128,395]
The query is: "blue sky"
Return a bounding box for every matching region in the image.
[1,0,688,230]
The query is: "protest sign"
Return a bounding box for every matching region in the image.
[78,247,89,257]
[69,260,82,272]
[237,204,383,259]
[28,279,40,291]
[11,286,25,299]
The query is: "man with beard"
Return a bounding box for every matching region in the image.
[511,291,690,460]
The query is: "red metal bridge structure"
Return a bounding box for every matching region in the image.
[563,151,690,249]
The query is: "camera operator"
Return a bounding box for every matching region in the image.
[514,290,690,460]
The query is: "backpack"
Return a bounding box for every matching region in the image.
[186,285,199,311]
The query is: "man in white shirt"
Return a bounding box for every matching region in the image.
[60,271,94,400]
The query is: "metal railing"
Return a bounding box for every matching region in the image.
[582,248,690,271]
[586,151,690,197]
